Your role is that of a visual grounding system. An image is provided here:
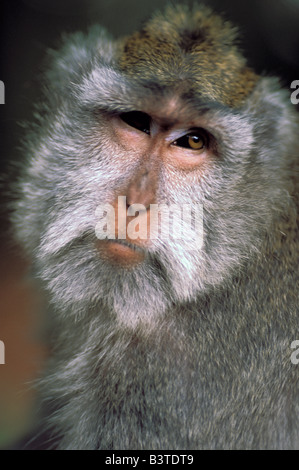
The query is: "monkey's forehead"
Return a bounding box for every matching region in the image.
[117,5,259,108]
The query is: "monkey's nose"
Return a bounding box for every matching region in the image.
[126,171,156,209]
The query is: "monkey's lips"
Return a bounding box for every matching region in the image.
[95,239,146,267]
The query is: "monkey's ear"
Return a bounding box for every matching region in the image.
[244,77,293,120]
[245,77,296,138]
[44,26,115,94]
[243,77,298,170]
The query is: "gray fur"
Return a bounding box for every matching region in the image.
[11,11,298,450]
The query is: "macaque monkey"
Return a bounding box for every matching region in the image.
[11,4,298,449]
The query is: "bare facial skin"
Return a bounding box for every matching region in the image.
[96,239,146,266]
[96,109,209,267]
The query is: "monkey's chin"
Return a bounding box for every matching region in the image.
[95,239,146,267]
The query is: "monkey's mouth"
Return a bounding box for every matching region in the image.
[95,239,146,267]
[109,239,145,252]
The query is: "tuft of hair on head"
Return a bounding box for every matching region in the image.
[118,3,258,107]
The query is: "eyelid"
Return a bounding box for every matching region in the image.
[119,111,151,134]
[166,128,205,141]
[167,128,208,146]
[165,129,191,143]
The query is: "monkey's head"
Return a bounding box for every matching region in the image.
[13,5,296,329]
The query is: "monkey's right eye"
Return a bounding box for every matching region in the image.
[120,111,151,135]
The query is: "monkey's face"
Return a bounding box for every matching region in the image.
[26,79,270,329]
[15,15,290,329]
[94,105,210,268]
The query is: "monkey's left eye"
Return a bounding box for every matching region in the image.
[173,132,207,151]
[120,111,151,135]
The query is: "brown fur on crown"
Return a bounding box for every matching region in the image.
[118,4,259,107]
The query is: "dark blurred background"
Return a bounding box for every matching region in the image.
[0,0,298,449]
